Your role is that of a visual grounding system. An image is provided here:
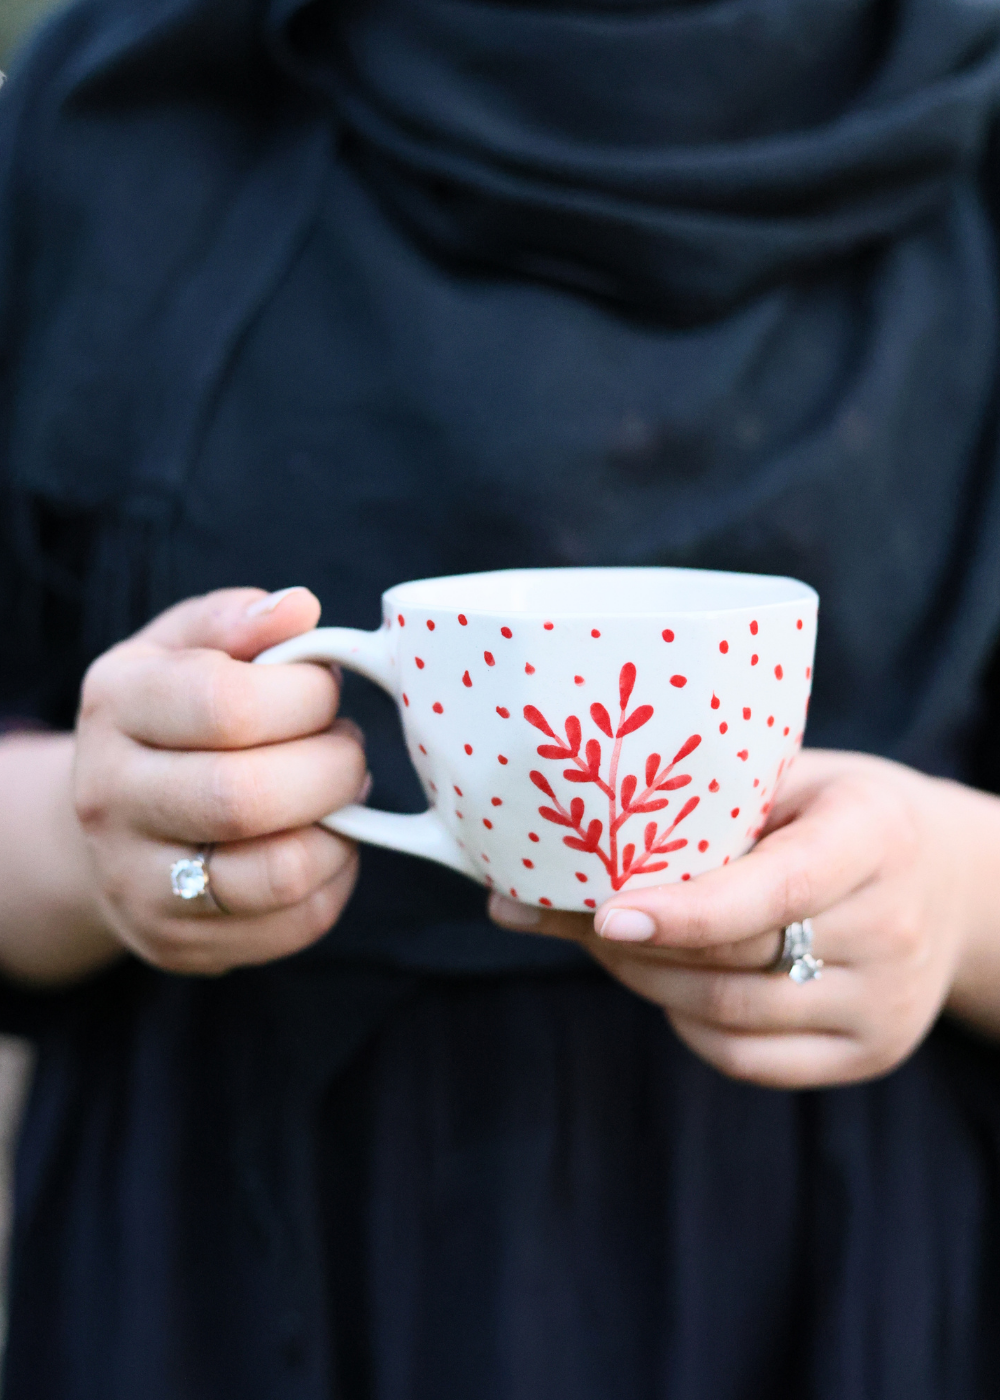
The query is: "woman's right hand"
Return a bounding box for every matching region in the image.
[71,586,367,976]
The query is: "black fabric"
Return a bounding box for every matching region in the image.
[2,0,1000,1393]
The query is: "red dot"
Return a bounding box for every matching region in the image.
[403,693,410,707]
[528,832,540,843]
[491,797,502,806]
[539,898,552,907]
[767,716,774,727]
[483,818,492,829]
[731,807,740,818]
[454,785,463,796]
[783,726,790,736]
[429,782,437,792]
[455,811,463,819]
[723,856,730,865]
[584,898,596,909]
[432,702,443,713]
[522,858,534,869]
[415,657,425,669]
[774,664,783,680]
[806,666,811,679]
[501,626,512,639]
[719,640,729,654]
[509,888,517,898]
[464,743,473,754]
[398,614,405,626]
[525,663,536,675]
[753,778,759,787]
[575,872,588,883]
[708,779,720,792]
[797,619,803,630]
[698,839,709,852]
[498,754,508,765]
[670,675,687,688]
[681,873,691,881]
[751,654,759,666]
[484,652,495,666]
[426,620,435,631]
[738,749,748,761]
[743,707,751,720]
[750,620,758,635]
[458,614,468,626]
[462,670,472,687]
[711,693,720,709]
[719,721,728,734]
[662,629,675,643]
[496,706,510,718]
[544,622,554,630]
[574,675,584,685]
[482,854,490,863]
[418,744,427,754]
[591,629,601,638]
[484,872,493,883]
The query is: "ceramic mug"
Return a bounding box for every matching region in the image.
[255,567,818,911]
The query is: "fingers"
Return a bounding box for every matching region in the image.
[184,827,355,918]
[667,1016,860,1090]
[104,646,341,750]
[136,586,321,660]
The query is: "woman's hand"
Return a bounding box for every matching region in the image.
[0,587,367,985]
[489,749,1000,1088]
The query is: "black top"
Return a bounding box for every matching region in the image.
[3,0,1000,1394]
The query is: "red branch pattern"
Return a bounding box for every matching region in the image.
[524,663,702,891]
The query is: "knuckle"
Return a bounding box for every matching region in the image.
[198,654,258,747]
[703,976,749,1028]
[204,756,269,840]
[777,858,818,925]
[264,836,315,908]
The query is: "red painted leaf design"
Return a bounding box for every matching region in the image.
[656,838,687,854]
[619,663,637,710]
[524,706,558,739]
[539,805,573,827]
[529,770,557,799]
[645,753,661,787]
[570,797,585,826]
[621,774,637,809]
[563,769,592,783]
[536,744,573,759]
[644,821,657,851]
[563,836,591,852]
[673,796,700,826]
[671,734,701,764]
[564,716,582,754]
[632,798,668,814]
[585,738,602,774]
[657,774,692,791]
[590,703,613,738]
[640,861,668,874]
[622,844,635,871]
[585,819,603,848]
[617,704,653,738]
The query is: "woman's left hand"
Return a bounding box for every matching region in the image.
[488,749,1000,1088]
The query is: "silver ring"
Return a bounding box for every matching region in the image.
[773,919,823,983]
[170,849,228,914]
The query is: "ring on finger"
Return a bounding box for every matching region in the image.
[771,919,823,983]
[169,847,231,916]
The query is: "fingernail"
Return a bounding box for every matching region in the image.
[488,893,541,931]
[597,909,657,942]
[246,586,310,618]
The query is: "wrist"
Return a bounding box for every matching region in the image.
[940,777,1000,1036]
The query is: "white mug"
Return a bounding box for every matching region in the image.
[255,567,818,911]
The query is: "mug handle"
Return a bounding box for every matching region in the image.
[254,628,472,877]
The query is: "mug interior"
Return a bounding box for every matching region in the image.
[387,567,816,617]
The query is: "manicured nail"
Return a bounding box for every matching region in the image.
[246,586,310,617]
[597,909,657,942]
[488,893,541,931]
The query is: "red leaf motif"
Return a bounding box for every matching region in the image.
[585,819,603,849]
[671,734,702,764]
[590,703,613,738]
[673,796,700,826]
[617,704,653,738]
[585,738,602,774]
[621,774,637,809]
[570,797,585,826]
[537,744,573,759]
[622,844,635,871]
[563,836,591,852]
[633,799,668,814]
[657,774,692,791]
[539,805,573,827]
[564,716,582,754]
[529,770,557,800]
[524,706,558,739]
[645,753,661,787]
[644,822,657,851]
[657,839,687,854]
[619,663,637,710]
[563,769,591,783]
[640,861,668,874]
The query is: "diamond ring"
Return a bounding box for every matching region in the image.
[170,850,228,913]
[773,919,823,983]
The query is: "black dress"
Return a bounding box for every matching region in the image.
[3,0,1000,1395]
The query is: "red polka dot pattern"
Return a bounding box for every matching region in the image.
[498,755,508,765]
[774,665,783,680]
[750,620,758,635]
[592,629,601,638]
[501,627,513,639]
[544,622,554,630]
[523,858,534,869]
[426,620,435,631]
[415,657,425,669]
[743,707,751,720]
[539,898,552,907]
[464,743,473,754]
[719,721,728,734]
[491,797,502,806]
[398,614,405,626]
[751,654,759,666]
[670,675,687,688]
[662,629,675,642]
[432,701,443,713]
[484,652,495,666]
[496,706,510,718]
[698,840,709,852]
[708,779,720,792]
[525,663,536,674]
[462,670,472,687]
[719,640,729,654]
[711,693,720,709]
[584,898,596,909]
[458,614,468,625]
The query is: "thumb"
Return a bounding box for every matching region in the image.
[137,587,322,659]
